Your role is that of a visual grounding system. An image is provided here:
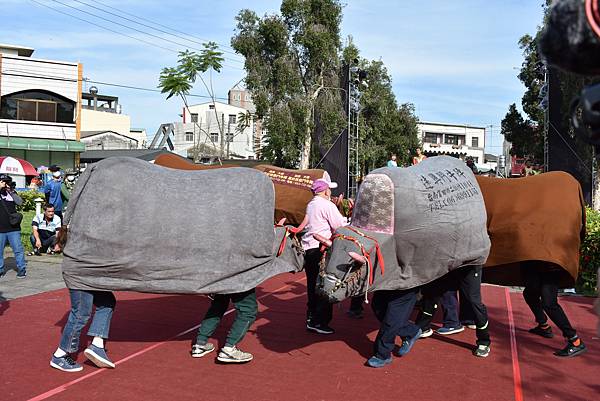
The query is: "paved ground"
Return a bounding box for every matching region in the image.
[0,249,65,301]
[1,249,598,401]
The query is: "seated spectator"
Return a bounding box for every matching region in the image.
[29,203,62,256]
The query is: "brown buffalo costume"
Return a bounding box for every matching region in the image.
[476,172,585,287]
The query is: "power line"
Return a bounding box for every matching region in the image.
[84,79,230,101]
[28,0,243,71]
[65,0,243,64]
[47,0,243,68]
[0,69,230,101]
[30,0,175,54]
[71,0,244,60]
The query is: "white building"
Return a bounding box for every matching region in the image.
[172,101,256,159]
[0,44,84,169]
[417,122,486,165]
[129,128,147,148]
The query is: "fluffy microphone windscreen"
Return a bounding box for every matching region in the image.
[539,0,600,75]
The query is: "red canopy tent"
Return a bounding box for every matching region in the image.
[0,156,38,187]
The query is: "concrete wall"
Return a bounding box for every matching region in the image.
[81,132,138,150]
[81,108,131,138]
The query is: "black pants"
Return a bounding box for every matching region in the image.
[304,248,333,326]
[522,264,576,339]
[349,296,364,313]
[29,234,56,252]
[440,290,477,327]
[371,289,420,359]
[416,265,490,346]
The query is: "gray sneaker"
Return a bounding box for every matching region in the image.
[473,344,491,358]
[217,346,253,363]
[191,342,215,358]
[50,354,83,372]
[84,344,115,368]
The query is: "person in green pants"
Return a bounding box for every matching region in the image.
[191,288,257,363]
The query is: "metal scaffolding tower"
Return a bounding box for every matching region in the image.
[347,64,364,199]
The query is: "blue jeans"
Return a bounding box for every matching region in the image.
[0,230,26,274]
[59,289,116,353]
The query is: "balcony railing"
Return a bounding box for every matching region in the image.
[82,105,118,113]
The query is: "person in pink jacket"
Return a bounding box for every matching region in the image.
[301,177,348,334]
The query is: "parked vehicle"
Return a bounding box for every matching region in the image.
[510,155,526,177]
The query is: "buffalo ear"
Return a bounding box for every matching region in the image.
[313,233,332,248]
[348,251,366,264]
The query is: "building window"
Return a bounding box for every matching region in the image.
[185,132,194,142]
[245,94,250,101]
[472,137,479,147]
[17,99,58,122]
[209,104,215,110]
[424,132,438,144]
[190,113,198,123]
[444,134,458,145]
[226,132,234,142]
[210,132,219,143]
[0,90,74,123]
[228,114,237,125]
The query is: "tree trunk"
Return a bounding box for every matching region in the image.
[594,165,600,211]
[300,113,312,169]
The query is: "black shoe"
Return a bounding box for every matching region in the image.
[306,322,335,334]
[346,309,364,319]
[0,270,5,278]
[554,340,587,357]
[529,325,554,339]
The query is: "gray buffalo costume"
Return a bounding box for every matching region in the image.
[318,156,491,363]
[61,157,303,294]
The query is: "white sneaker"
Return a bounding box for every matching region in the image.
[419,328,433,338]
[191,343,215,358]
[217,346,253,363]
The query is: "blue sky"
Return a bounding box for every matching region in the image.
[1,0,545,155]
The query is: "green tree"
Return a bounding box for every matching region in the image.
[158,43,225,161]
[231,0,345,168]
[500,103,539,158]
[500,34,545,162]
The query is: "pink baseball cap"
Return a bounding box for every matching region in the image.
[311,176,338,194]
